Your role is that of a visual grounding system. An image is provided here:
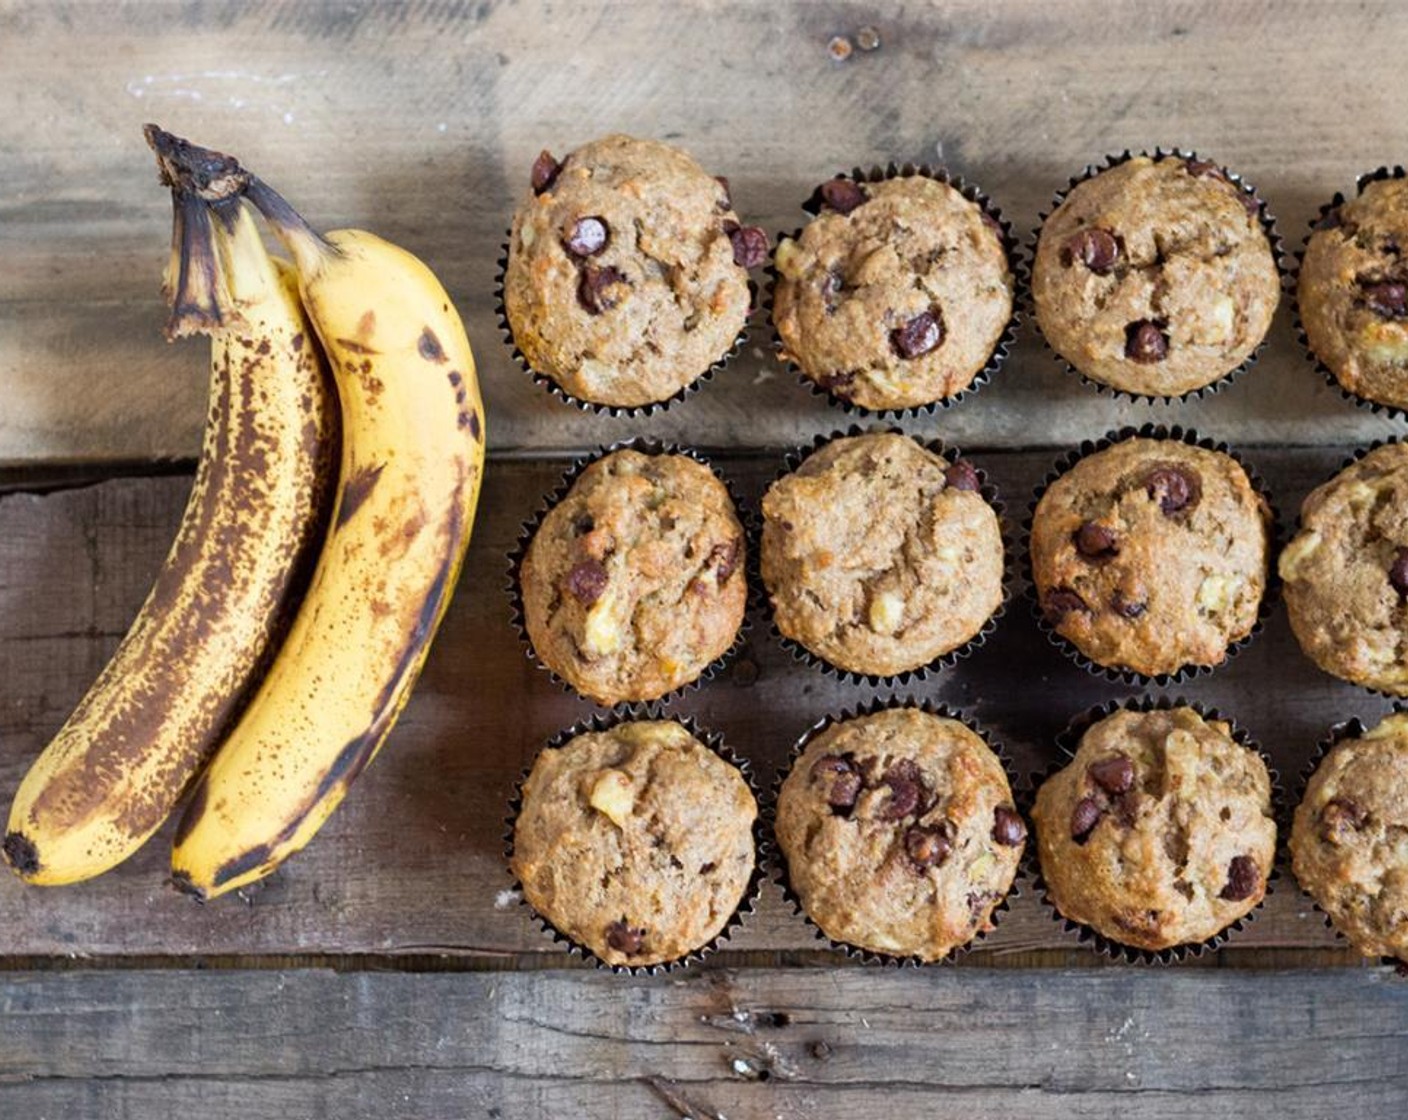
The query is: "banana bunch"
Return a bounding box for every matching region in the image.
[4,127,485,900]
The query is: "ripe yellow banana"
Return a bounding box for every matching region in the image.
[3,130,336,884]
[171,171,485,900]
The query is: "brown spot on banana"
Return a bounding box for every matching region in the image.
[418,327,447,363]
[336,462,386,528]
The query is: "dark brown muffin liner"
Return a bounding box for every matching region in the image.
[1289,712,1408,973]
[1024,694,1281,966]
[1025,148,1288,404]
[503,707,767,975]
[1292,165,1408,421]
[766,695,1025,967]
[1021,423,1281,687]
[507,438,752,710]
[751,426,1010,687]
[1283,437,1408,701]
[763,163,1023,418]
[494,240,755,418]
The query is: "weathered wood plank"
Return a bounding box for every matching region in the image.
[0,968,1404,1117]
[3,0,1408,463]
[0,451,1394,961]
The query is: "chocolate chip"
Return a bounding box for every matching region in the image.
[904,823,954,869]
[818,370,857,398]
[577,265,629,315]
[1088,754,1135,795]
[1185,158,1225,180]
[1065,227,1119,274]
[1390,547,1408,598]
[564,559,609,606]
[1321,798,1369,842]
[1074,521,1119,560]
[605,919,646,955]
[944,459,982,492]
[1364,281,1408,319]
[1112,592,1147,619]
[564,216,609,257]
[992,806,1027,847]
[878,759,926,821]
[706,537,742,584]
[1042,587,1088,621]
[572,512,595,536]
[819,179,867,215]
[715,175,732,209]
[1071,797,1104,843]
[1219,855,1261,902]
[1144,466,1199,515]
[727,224,769,269]
[811,754,862,813]
[531,149,562,194]
[1125,320,1169,363]
[890,309,944,359]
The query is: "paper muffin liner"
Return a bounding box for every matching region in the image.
[1025,148,1288,404]
[751,426,1010,687]
[504,707,766,975]
[494,239,755,418]
[1288,712,1408,974]
[763,163,1023,418]
[1021,423,1281,687]
[766,695,1026,967]
[507,438,752,710]
[1283,437,1408,702]
[1023,694,1281,966]
[1292,165,1408,421]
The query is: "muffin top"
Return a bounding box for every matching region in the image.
[1300,177,1408,410]
[774,707,1025,961]
[760,432,1004,677]
[520,449,746,705]
[1280,443,1408,695]
[1032,706,1276,953]
[1290,713,1408,962]
[1032,155,1279,396]
[772,175,1014,410]
[511,720,757,967]
[1031,437,1271,678]
[503,134,762,408]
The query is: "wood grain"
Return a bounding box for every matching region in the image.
[4,0,1408,463]
[0,967,1404,1117]
[0,453,1396,963]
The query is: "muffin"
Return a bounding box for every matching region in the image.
[760,432,1004,678]
[774,706,1024,961]
[1032,705,1276,953]
[1291,713,1408,963]
[519,448,747,705]
[771,173,1014,410]
[503,134,765,408]
[1299,175,1408,411]
[1030,435,1272,678]
[1280,443,1408,695]
[511,719,757,968]
[1032,154,1280,396]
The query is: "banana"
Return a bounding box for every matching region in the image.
[2,129,336,884]
[170,168,485,900]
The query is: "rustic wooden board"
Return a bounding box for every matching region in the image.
[0,968,1404,1117]
[0,453,1396,963]
[4,0,1408,464]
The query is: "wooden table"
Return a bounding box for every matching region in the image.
[3,2,1407,1115]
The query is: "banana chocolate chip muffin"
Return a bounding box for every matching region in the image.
[503,134,766,408]
[520,448,747,705]
[1291,713,1408,964]
[1031,435,1272,678]
[1280,443,1408,694]
[1032,154,1279,397]
[1300,175,1408,410]
[774,707,1024,961]
[760,432,1004,678]
[1032,706,1276,953]
[772,174,1014,410]
[511,719,757,968]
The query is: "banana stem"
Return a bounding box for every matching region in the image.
[245,176,336,276]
